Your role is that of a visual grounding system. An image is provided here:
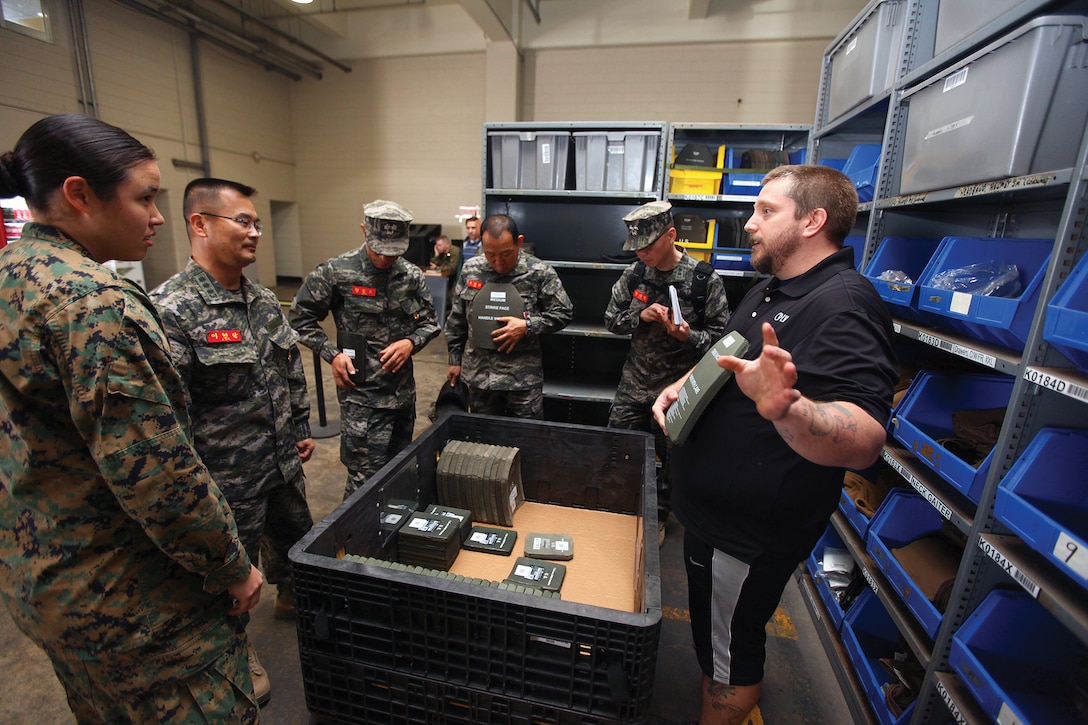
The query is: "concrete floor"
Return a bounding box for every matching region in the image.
[0,327,852,725]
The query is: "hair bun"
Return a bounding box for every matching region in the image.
[0,151,24,198]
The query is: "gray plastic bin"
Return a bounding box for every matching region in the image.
[574,131,660,192]
[899,16,1088,195]
[933,0,1022,57]
[825,0,907,125]
[488,131,570,190]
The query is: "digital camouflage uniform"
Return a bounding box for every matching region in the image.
[444,251,573,418]
[151,259,314,593]
[0,224,258,723]
[289,249,439,497]
[604,216,731,522]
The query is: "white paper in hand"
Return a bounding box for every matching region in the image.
[669,285,684,326]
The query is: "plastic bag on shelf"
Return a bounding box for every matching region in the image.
[929,261,1022,297]
[878,269,914,285]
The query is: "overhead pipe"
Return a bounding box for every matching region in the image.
[197,0,353,73]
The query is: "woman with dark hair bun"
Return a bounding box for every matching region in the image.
[0,114,264,723]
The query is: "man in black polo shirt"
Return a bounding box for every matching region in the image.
[653,164,898,725]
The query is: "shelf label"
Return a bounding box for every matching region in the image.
[936,680,968,725]
[912,480,953,521]
[955,172,1057,199]
[885,192,931,207]
[1054,531,1088,580]
[978,536,1040,598]
[861,565,879,595]
[882,451,952,520]
[1024,367,1088,403]
[914,331,998,368]
[892,322,902,335]
[997,702,1025,725]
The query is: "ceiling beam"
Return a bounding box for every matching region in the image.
[458,0,514,42]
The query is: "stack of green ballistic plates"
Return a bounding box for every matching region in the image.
[425,503,473,543]
[462,525,518,555]
[524,532,574,561]
[435,440,524,526]
[398,511,461,571]
[505,556,566,593]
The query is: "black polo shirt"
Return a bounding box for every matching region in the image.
[671,248,898,561]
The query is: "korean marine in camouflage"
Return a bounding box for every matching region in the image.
[290,200,440,498]
[150,178,316,676]
[444,214,573,419]
[604,201,730,537]
[0,223,260,722]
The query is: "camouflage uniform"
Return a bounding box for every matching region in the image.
[605,220,731,522]
[289,249,439,497]
[444,251,573,418]
[0,224,258,722]
[151,259,314,594]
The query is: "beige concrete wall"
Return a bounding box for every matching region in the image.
[523,39,826,125]
[290,51,488,274]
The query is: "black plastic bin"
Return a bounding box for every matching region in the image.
[290,413,661,724]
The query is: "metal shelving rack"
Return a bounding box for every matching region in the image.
[481,122,668,425]
[805,1,1088,723]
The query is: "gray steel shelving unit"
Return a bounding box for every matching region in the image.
[481,122,668,425]
[806,1,1088,723]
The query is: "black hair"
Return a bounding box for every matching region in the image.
[183,177,257,218]
[0,114,155,209]
[481,213,520,241]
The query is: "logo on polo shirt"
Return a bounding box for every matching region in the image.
[774,312,790,323]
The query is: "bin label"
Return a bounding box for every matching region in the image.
[949,291,972,316]
[943,67,969,92]
[1054,531,1088,580]
[924,115,974,140]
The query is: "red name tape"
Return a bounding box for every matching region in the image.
[206,330,242,343]
[351,286,377,297]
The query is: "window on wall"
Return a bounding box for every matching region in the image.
[1,0,51,41]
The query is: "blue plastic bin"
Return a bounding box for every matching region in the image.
[863,237,946,323]
[1044,251,1088,373]
[839,489,872,538]
[840,589,917,725]
[721,147,764,196]
[820,157,848,171]
[843,144,882,202]
[712,251,753,272]
[843,236,865,271]
[805,525,853,631]
[994,428,1088,588]
[865,490,956,639]
[950,589,1088,724]
[917,236,1052,351]
[890,372,1014,504]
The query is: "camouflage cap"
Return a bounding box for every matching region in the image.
[364,199,413,256]
[622,200,673,251]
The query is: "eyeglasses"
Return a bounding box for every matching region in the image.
[199,212,263,236]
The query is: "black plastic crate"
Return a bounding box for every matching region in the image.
[291,413,661,722]
[304,652,629,725]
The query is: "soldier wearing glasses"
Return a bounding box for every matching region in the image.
[290,200,440,499]
[150,178,316,705]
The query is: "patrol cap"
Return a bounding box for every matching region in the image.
[363,199,413,256]
[622,200,673,251]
